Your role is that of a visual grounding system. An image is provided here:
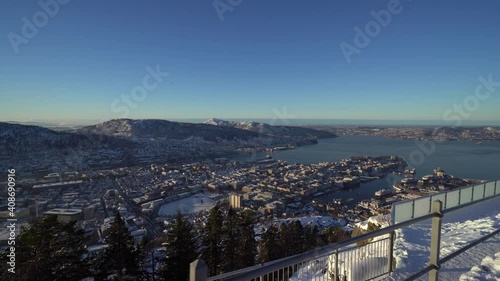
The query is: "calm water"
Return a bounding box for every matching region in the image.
[228,135,500,202]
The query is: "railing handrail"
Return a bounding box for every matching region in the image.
[392,180,498,223]
[197,182,500,281]
[220,213,436,281]
[390,180,495,207]
[405,227,500,281]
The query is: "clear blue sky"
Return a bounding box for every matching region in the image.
[1,0,500,124]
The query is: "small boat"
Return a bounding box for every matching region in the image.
[375,188,392,197]
[476,142,482,145]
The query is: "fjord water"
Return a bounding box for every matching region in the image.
[228,135,500,201]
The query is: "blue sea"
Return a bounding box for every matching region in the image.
[227,135,500,202]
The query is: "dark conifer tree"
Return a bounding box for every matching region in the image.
[202,203,224,276]
[260,224,280,262]
[0,215,88,281]
[289,220,305,256]
[236,209,258,268]
[278,222,297,257]
[304,225,319,251]
[157,210,198,281]
[99,212,142,280]
[221,207,239,272]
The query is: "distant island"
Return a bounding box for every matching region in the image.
[318,126,500,142]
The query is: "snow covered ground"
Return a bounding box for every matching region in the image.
[388,196,500,280]
[459,252,500,280]
[157,193,217,215]
[256,216,347,233]
[283,196,500,281]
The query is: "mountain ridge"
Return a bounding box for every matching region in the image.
[0,118,336,171]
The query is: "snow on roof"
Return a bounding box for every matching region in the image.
[354,214,391,231]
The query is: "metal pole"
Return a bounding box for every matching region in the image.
[458,188,461,205]
[190,259,207,281]
[334,249,339,281]
[411,199,415,219]
[151,251,155,281]
[387,231,395,273]
[428,200,443,281]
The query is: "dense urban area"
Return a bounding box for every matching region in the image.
[0,119,494,280]
[0,143,483,279]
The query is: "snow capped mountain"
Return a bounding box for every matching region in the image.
[204,118,336,138]
[0,118,335,171]
[0,121,134,155]
[76,118,260,141]
[204,118,233,127]
[0,122,86,154]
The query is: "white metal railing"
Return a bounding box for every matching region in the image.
[190,181,500,281]
[392,180,498,223]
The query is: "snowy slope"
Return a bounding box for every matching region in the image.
[157,193,216,216]
[284,196,500,281]
[204,118,336,138]
[459,252,500,280]
[389,196,500,280]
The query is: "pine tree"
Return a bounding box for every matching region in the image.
[320,226,346,246]
[202,204,224,276]
[99,212,142,279]
[157,210,198,281]
[0,215,89,281]
[236,209,257,268]
[289,220,305,255]
[303,225,319,251]
[221,207,239,272]
[260,224,280,262]
[278,222,292,257]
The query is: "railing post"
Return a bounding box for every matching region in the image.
[190,259,208,281]
[429,200,443,281]
[387,231,395,273]
[334,248,339,281]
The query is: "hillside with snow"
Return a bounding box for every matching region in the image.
[204,118,336,138]
[1,118,336,171]
[459,252,500,280]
